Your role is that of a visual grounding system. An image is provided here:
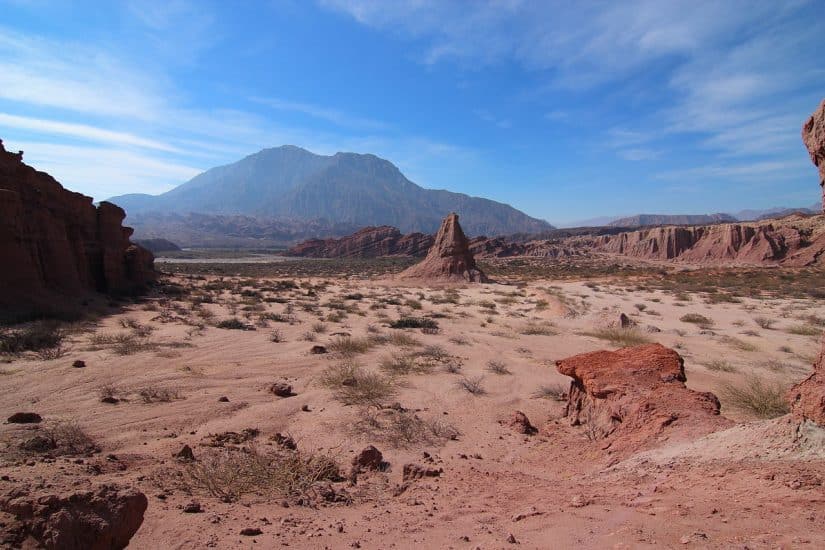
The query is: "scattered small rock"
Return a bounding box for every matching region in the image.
[217,396,229,402]
[240,527,262,536]
[100,396,119,404]
[183,501,202,513]
[506,533,518,544]
[402,463,442,481]
[175,444,195,462]
[310,345,328,354]
[352,445,384,471]
[506,411,537,435]
[7,412,41,424]
[72,360,86,368]
[272,432,297,450]
[301,404,310,412]
[569,494,591,508]
[269,381,294,397]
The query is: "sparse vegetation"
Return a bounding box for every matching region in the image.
[581,327,651,347]
[389,317,438,330]
[328,336,375,356]
[486,360,511,375]
[319,362,395,405]
[753,316,776,330]
[679,313,713,327]
[456,376,486,395]
[720,376,789,418]
[786,324,821,336]
[703,359,737,372]
[138,386,182,403]
[353,407,459,448]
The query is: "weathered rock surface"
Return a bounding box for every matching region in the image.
[802,98,825,211]
[0,140,155,314]
[787,335,825,428]
[0,483,147,549]
[593,217,825,266]
[288,226,433,258]
[399,213,488,282]
[556,344,732,453]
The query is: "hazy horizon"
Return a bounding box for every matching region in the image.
[1,0,823,226]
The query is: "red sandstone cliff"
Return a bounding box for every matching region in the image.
[399,213,488,282]
[286,226,433,258]
[0,139,155,315]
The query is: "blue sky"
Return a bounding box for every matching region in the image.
[1,0,823,225]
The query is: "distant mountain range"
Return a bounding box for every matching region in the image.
[109,146,553,239]
[559,204,820,228]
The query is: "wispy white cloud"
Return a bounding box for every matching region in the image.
[251,96,389,130]
[0,113,181,153]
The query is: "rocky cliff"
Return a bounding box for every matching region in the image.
[399,213,488,282]
[287,226,433,258]
[802,98,825,212]
[593,216,825,266]
[0,139,155,316]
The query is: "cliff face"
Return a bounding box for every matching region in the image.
[287,226,433,258]
[0,140,155,314]
[802,98,825,212]
[593,218,825,266]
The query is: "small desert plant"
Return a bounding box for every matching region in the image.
[270,329,284,343]
[581,328,651,347]
[532,382,568,401]
[216,318,252,330]
[328,336,374,356]
[703,359,737,372]
[311,322,327,334]
[786,324,820,336]
[456,376,486,395]
[185,444,341,502]
[138,386,181,403]
[449,335,471,346]
[319,362,395,405]
[19,420,98,456]
[385,331,421,347]
[719,335,758,352]
[486,360,511,375]
[520,323,557,336]
[634,303,647,312]
[354,408,459,448]
[680,313,713,327]
[0,321,65,355]
[379,353,430,375]
[389,317,438,330]
[753,317,776,330]
[404,299,422,310]
[720,376,789,419]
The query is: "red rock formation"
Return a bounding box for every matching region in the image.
[802,98,825,211]
[787,336,825,428]
[593,217,825,266]
[287,226,433,258]
[556,344,732,453]
[0,483,147,549]
[0,139,155,314]
[398,213,488,282]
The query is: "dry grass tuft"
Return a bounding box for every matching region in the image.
[353,407,459,448]
[319,362,395,405]
[581,327,651,347]
[720,376,789,419]
[456,376,486,395]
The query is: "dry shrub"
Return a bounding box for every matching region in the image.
[718,335,759,352]
[581,328,651,347]
[679,313,713,327]
[532,382,567,401]
[319,362,395,405]
[720,376,789,419]
[520,323,557,336]
[328,336,375,356]
[456,376,486,395]
[353,407,459,448]
[185,444,341,502]
[703,359,737,372]
[0,321,65,356]
[138,386,182,403]
[17,420,98,457]
[486,360,511,375]
[786,324,821,336]
[753,316,776,330]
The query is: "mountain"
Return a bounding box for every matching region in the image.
[108,146,553,237]
[557,216,620,228]
[608,213,737,227]
[734,204,819,221]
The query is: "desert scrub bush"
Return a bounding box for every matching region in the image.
[449,335,471,346]
[270,329,284,343]
[353,407,459,448]
[379,353,433,375]
[634,303,647,312]
[702,359,737,372]
[17,420,98,456]
[786,324,821,336]
[138,386,182,403]
[389,317,438,330]
[679,313,713,327]
[753,316,776,330]
[0,321,65,356]
[720,376,789,419]
[185,444,341,502]
[718,335,758,352]
[328,336,375,356]
[311,322,327,334]
[384,331,421,348]
[456,376,486,395]
[520,322,557,336]
[581,328,651,347]
[404,299,422,310]
[216,318,254,330]
[532,383,567,401]
[326,310,347,323]
[486,360,511,375]
[319,362,395,405]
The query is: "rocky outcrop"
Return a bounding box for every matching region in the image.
[608,213,736,227]
[593,217,825,266]
[399,213,488,282]
[132,238,181,254]
[0,483,147,549]
[288,226,433,258]
[0,140,155,315]
[556,344,732,453]
[787,336,825,428]
[802,99,825,211]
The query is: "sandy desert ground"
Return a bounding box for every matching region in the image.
[1,259,824,549]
